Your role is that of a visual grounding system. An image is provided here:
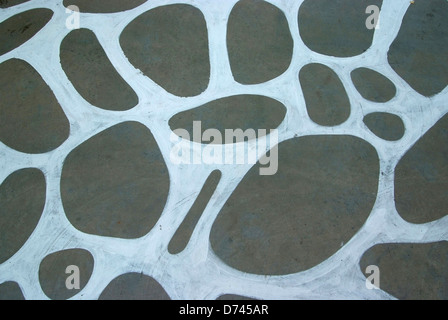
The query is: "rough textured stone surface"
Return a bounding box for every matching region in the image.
[300,63,351,126]
[360,242,448,300]
[0,8,53,55]
[120,4,210,97]
[60,29,138,111]
[99,273,170,300]
[61,122,169,239]
[363,112,405,141]
[395,114,448,224]
[388,0,448,97]
[227,0,293,84]
[0,169,46,264]
[39,249,94,300]
[351,68,396,103]
[211,135,379,275]
[299,0,382,57]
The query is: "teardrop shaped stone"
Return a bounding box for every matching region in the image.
[120,4,210,97]
[0,169,46,264]
[0,59,70,154]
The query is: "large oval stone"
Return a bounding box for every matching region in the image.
[210,135,379,275]
[395,114,448,223]
[0,169,46,264]
[61,122,169,239]
[120,5,210,97]
[227,0,293,84]
[0,8,53,55]
[0,59,70,154]
[388,0,448,97]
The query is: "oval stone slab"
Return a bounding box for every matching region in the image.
[300,63,351,126]
[63,0,147,13]
[388,0,448,97]
[61,122,169,239]
[0,59,70,154]
[299,0,383,57]
[120,5,210,97]
[0,8,53,56]
[227,0,293,84]
[395,114,448,224]
[39,249,94,300]
[363,112,405,141]
[0,169,46,264]
[99,273,170,300]
[360,242,448,299]
[351,68,396,103]
[60,29,138,111]
[210,135,379,275]
[169,95,286,144]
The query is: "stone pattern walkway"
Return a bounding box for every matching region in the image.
[0,0,447,300]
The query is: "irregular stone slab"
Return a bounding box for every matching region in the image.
[0,169,46,264]
[227,0,293,84]
[210,135,379,275]
[63,0,147,13]
[388,0,448,97]
[0,8,53,55]
[0,282,25,300]
[169,170,221,254]
[99,273,170,300]
[0,59,70,154]
[395,114,448,224]
[0,0,30,8]
[363,112,405,141]
[61,122,169,239]
[39,249,94,300]
[299,0,382,57]
[300,63,351,126]
[120,5,210,97]
[360,242,448,299]
[60,29,138,111]
[169,95,286,144]
[351,68,396,102]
